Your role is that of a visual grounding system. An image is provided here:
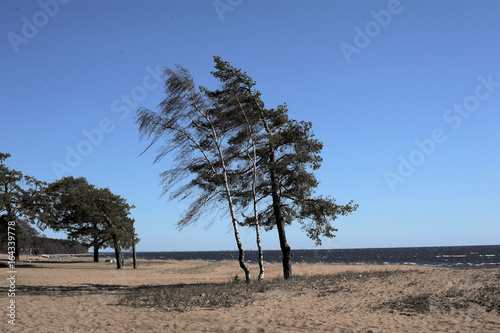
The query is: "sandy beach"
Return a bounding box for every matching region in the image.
[1,255,499,332]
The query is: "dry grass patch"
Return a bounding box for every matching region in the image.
[119,268,500,315]
[379,272,500,315]
[119,269,412,312]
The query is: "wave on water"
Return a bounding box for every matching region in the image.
[91,245,500,269]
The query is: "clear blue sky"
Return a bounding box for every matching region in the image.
[1,0,499,251]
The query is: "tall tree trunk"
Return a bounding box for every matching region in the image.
[222,160,251,281]
[132,238,137,269]
[211,122,251,282]
[255,219,265,281]
[112,235,122,269]
[269,149,292,279]
[252,155,264,281]
[256,107,292,279]
[224,183,251,282]
[93,246,99,263]
[98,212,123,269]
[241,104,265,281]
[235,227,251,282]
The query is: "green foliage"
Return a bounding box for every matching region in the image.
[136,65,231,229]
[0,153,49,254]
[206,57,359,246]
[1,154,138,265]
[46,177,111,249]
[45,176,138,266]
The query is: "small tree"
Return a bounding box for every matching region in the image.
[113,216,139,268]
[46,177,136,269]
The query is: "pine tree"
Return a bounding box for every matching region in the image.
[136,66,252,281]
[207,57,359,279]
[46,177,136,269]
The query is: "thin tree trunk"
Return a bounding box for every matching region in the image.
[255,206,264,281]
[223,181,251,282]
[93,245,99,262]
[239,98,265,281]
[132,238,137,269]
[250,143,264,280]
[235,228,251,282]
[207,111,251,282]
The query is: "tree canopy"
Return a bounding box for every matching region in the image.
[1,153,138,267]
[46,176,137,268]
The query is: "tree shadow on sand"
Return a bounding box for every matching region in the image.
[0,283,172,297]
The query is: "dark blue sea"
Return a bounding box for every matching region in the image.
[99,245,500,269]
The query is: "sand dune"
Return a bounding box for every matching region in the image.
[1,255,499,332]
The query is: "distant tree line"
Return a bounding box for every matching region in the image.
[0,220,88,254]
[0,153,138,269]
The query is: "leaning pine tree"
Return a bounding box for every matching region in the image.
[206,57,359,279]
[204,72,267,280]
[220,97,267,281]
[136,66,252,282]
